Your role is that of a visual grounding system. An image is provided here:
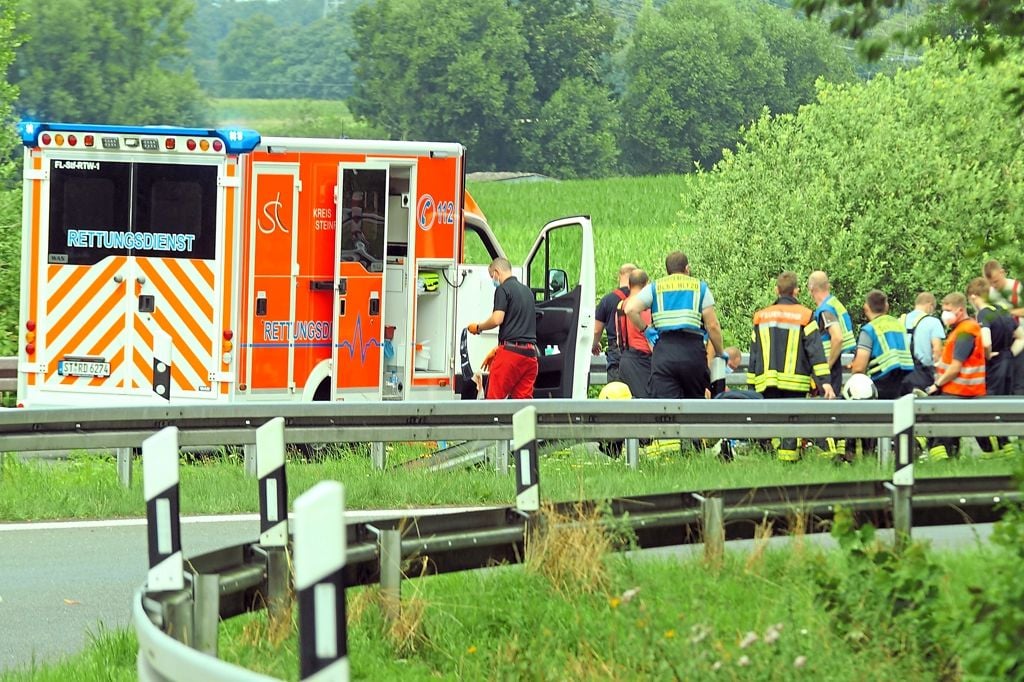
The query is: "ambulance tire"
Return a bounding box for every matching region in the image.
[297,380,335,461]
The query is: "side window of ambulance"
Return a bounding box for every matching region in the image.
[48,161,131,266]
[134,164,218,260]
[528,224,583,301]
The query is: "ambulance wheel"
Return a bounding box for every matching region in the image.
[297,380,335,461]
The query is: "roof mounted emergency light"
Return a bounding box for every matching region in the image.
[17,121,261,154]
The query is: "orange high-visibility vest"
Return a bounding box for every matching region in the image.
[937,318,986,397]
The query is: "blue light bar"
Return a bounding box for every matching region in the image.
[17,121,262,154]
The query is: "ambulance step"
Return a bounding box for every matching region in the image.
[402,440,494,472]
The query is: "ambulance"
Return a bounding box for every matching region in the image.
[15,121,595,406]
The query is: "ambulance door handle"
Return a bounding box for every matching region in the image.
[113,274,124,284]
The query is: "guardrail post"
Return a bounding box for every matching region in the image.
[693,493,724,565]
[889,394,915,551]
[295,481,349,682]
[877,437,892,468]
[495,439,510,475]
[625,438,639,470]
[192,573,220,656]
[116,447,133,488]
[243,442,257,477]
[514,407,539,512]
[379,529,402,622]
[370,442,386,470]
[258,417,291,621]
[143,427,189,643]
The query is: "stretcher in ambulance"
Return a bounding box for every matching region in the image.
[15,121,594,406]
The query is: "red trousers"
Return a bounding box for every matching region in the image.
[486,346,538,399]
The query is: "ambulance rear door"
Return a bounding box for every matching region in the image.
[18,124,249,404]
[331,162,390,401]
[522,216,595,399]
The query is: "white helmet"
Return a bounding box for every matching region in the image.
[842,373,878,400]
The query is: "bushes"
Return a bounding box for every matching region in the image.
[684,41,1024,345]
[0,188,19,355]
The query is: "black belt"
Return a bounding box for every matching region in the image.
[502,341,538,358]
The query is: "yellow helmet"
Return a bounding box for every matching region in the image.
[598,381,632,400]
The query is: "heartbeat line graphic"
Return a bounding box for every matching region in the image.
[336,313,380,364]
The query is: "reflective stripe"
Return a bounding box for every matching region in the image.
[651,274,704,332]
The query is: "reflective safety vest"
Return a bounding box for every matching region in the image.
[861,314,915,379]
[650,273,706,333]
[937,318,986,397]
[747,297,830,393]
[815,295,856,357]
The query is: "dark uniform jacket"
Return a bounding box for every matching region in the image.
[748,295,831,393]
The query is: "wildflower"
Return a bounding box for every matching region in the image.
[621,587,641,603]
[609,597,621,609]
[763,623,783,645]
[738,655,751,667]
[794,655,807,668]
[467,646,477,655]
[664,629,676,639]
[739,631,758,649]
[711,661,722,671]
[689,624,711,644]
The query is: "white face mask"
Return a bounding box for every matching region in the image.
[492,278,500,288]
[941,310,957,327]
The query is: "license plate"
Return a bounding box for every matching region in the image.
[58,361,111,377]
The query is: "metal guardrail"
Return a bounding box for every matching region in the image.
[118,397,1024,681]
[0,357,15,394]
[3,396,1024,451]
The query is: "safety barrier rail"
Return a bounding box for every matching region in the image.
[125,399,1024,681]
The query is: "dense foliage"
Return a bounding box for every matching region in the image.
[10,0,208,126]
[618,0,854,174]
[684,41,1024,345]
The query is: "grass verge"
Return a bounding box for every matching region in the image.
[0,445,1015,522]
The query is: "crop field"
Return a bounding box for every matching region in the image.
[210,98,375,138]
[467,175,697,291]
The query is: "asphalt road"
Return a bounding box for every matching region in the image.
[0,516,996,675]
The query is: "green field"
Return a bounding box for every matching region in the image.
[210,98,379,139]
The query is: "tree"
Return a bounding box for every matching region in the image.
[618,0,784,174]
[11,0,207,125]
[511,0,617,105]
[523,78,619,179]
[0,4,21,179]
[349,0,534,170]
[216,14,287,98]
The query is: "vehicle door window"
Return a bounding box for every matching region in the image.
[48,160,131,266]
[134,163,218,260]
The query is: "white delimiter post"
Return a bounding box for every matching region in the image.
[257,417,288,547]
[295,481,349,681]
[143,427,183,591]
[513,406,539,512]
[891,394,916,549]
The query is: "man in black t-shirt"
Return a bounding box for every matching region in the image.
[593,263,637,381]
[468,258,538,399]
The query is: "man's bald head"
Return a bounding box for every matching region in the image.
[618,263,638,286]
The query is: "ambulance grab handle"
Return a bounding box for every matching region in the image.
[311,279,346,293]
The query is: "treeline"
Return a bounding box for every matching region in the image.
[2,0,864,176]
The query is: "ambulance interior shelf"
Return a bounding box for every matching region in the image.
[414,266,452,374]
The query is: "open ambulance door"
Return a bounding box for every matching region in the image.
[331,163,389,401]
[523,216,595,399]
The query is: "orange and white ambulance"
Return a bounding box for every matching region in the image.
[16,121,594,406]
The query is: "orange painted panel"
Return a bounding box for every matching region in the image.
[252,172,296,277]
[249,276,294,389]
[414,156,459,260]
[335,271,382,391]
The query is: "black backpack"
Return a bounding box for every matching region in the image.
[901,313,935,394]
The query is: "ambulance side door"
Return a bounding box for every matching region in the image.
[523,216,595,399]
[453,221,503,399]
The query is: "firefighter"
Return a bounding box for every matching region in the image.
[467,257,538,399]
[623,251,725,399]
[592,263,638,382]
[922,292,987,460]
[748,271,836,462]
[614,269,653,399]
[849,290,915,399]
[807,270,856,397]
[846,289,915,461]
